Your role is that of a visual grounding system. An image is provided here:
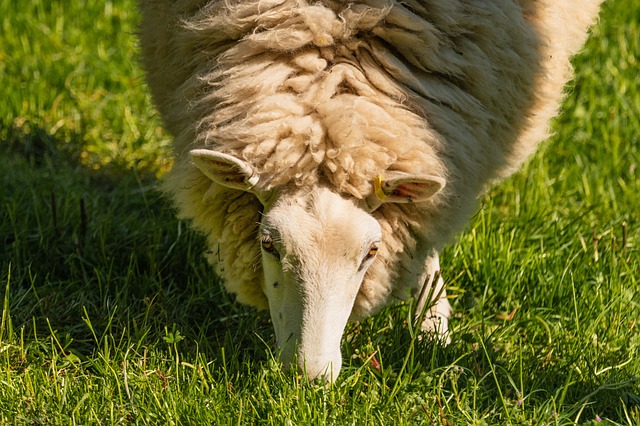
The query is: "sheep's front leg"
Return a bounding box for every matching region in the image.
[413,250,451,344]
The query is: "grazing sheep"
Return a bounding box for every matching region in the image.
[138,0,603,381]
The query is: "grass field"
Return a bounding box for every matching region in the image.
[1,0,639,424]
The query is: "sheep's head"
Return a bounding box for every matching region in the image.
[190,149,444,381]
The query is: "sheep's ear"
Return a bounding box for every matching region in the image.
[365,172,445,210]
[190,149,259,191]
[191,149,274,205]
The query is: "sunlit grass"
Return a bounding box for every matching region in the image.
[0,0,170,174]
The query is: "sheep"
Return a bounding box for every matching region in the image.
[138,0,603,381]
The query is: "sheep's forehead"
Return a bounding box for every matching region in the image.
[263,188,381,255]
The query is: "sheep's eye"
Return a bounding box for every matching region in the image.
[363,243,379,263]
[262,237,273,251]
[261,235,280,259]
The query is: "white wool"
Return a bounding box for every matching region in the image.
[139,0,603,314]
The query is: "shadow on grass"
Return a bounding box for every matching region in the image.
[0,119,271,371]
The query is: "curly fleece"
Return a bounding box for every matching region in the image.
[139,0,602,316]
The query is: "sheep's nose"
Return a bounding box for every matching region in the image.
[297,353,342,383]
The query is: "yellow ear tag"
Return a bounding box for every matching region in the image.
[374,175,388,201]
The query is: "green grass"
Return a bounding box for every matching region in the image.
[1,0,638,424]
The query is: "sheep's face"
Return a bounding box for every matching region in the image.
[190,149,445,381]
[259,186,381,381]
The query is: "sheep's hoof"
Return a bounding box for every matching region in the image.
[419,314,451,345]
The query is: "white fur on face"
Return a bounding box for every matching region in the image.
[260,186,381,381]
